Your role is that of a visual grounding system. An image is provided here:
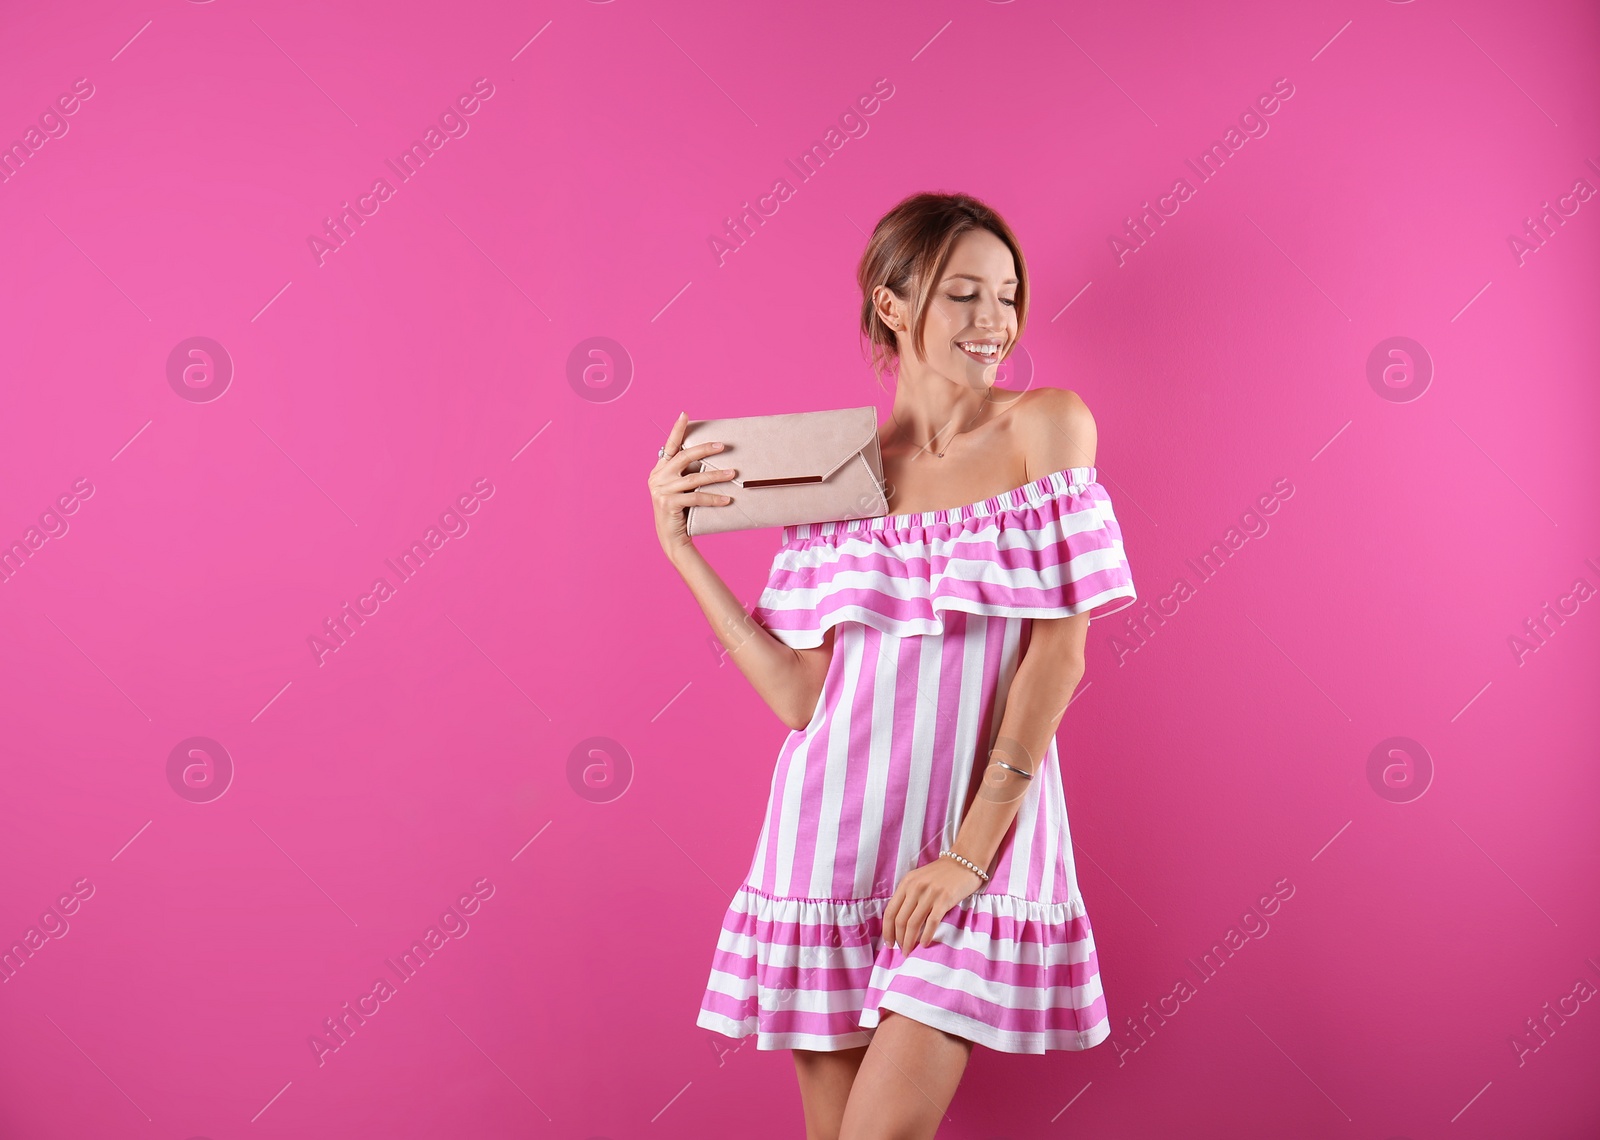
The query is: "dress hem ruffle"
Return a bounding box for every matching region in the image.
[697,883,1110,1056]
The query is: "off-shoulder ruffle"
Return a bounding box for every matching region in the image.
[696,884,1109,1054]
[754,466,1138,650]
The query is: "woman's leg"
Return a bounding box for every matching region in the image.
[793,1045,870,1140]
[838,1010,974,1140]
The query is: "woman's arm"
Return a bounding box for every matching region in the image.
[651,411,834,732]
[950,612,1087,870]
[668,543,834,731]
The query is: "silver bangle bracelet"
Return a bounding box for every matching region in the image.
[939,848,990,884]
[990,758,1034,780]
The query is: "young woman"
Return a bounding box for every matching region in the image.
[650,192,1139,1139]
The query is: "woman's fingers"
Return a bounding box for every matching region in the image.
[652,412,690,478]
[890,891,917,953]
[902,899,930,952]
[661,467,737,496]
[885,869,962,952]
[650,442,729,500]
[655,413,727,478]
[667,440,727,477]
[676,488,734,508]
[664,410,688,457]
[649,414,736,552]
[882,893,899,950]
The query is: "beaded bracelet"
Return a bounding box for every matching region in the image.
[939,848,990,884]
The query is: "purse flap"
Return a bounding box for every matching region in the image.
[695,407,879,489]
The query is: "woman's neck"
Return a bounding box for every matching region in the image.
[883,369,1021,458]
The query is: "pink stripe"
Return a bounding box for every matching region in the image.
[878,931,1103,991]
[1049,742,1070,906]
[973,613,1010,880]
[700,986,873,1040]
[828,625,876,897]
[711,894,1103,990]
[785,739,823,899]
[702,876,1109,1048]
[865,970,1108,1037]
[760,558,1134,612]
[1026,724,1048,907]
[725,885,1094,940]
[706,949,873,996]
[756,1006,871,1039]
[703,993,871,1041]
[1019,622,1048,902]
[756,733,796,895]
[755,500,1138,642]
[762,540,1125,601]
[769,514,1124,578]
[762,668,822,893]
[777,485,1123,549]
[878,632,922,894]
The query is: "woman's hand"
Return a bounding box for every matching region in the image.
[650,411,740,560]
[882,855,985,953]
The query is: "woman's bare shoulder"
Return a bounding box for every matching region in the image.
[1016,386,1097,472]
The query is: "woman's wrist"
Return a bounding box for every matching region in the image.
[663,539,702,570]
[939,848,990,886]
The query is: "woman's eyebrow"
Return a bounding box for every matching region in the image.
[944,272,1019,284]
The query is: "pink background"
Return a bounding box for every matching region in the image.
[1,0,1597,1137]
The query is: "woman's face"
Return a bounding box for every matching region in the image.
[914,228,1018,387]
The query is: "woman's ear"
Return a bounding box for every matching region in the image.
[872,285,902,332]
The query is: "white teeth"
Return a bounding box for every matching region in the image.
[959,342,999,355]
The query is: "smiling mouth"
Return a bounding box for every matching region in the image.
[956,340,1002,362]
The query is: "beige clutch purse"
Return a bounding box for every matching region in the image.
[682,406,889,536]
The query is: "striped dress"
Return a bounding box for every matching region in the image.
[695,465,1138,1054]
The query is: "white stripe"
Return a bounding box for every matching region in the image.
[762,567,1138,615]
[893,633,943,882]
[710,929,879,972]
[789,467,1099,540]
[696,1009,875,1052]
[1002,777,1040,899]
[868,950,1106,1014]
[703,966,870,1016]
[805,626,861,898]
[718,896,1095,967]
[772,717,818,898]
[848,629,899,897]
[766,584,1141,649]
[763,517,1132,605]
[861,991,1109,1054]
[988,620,1035,899]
